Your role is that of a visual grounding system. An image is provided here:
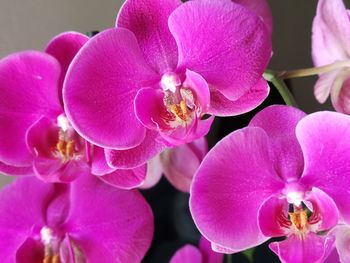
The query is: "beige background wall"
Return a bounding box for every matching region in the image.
[0,0,332,186]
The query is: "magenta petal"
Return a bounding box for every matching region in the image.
[90,146,115,176]
[199,237,224,263]
[249,105,306,182]
[16,238,44,263]
[161,138,206,192]
[209,78,269,117]
[140,156,163,189]
[117,0,181,73]
[308,188,339,231]
[312,0,350,67]
[63,174,154,263]
[0,177,57,262]
[190,127,284,251]
[169,0,271,100]
[258,196,287,237]
[170,245,202,263]
[100,164,147,190]
[0,161,33,176]
[63,28,159,149]
[134,88,170,130]
[324,248,341,263]
[184,69,210,112]
[0,51,62,166]
[233,0,273,37]
[45,31,88,91]
[269,233,335,263]
[297,111,350,224]
[106,131,165,169]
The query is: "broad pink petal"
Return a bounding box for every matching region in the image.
[209,78,269,116]
[169,0,271,100]
[233,0,273,37]
[312,0,350,67]
[100,164,147,190]
[117,0,181,73]
[0,161,33,176]
[269,233,335,263]
[199,237,224,263]
[45,31,88,91]
[63,174,154,263]
[249,105,306,182]
[211,242,239,254]
[140,156,163,189]
[258,196,287,237]
[63,28,159,149]
[324,248,340,263]
[190,127,284,251]
[331,225,350,263]
[0,51,62,166]
[0,177,58,262]
[161,139,205,192]
[170,245,202,263]
[106,131,165,169]
[297,111,350,224]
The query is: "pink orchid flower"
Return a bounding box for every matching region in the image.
[63,0,272,170]
[0,174,154,263]
[324,225,350,263]
[190,105,350,263]
[170,236,223,263]
[312,0,350,114]
[0,32,147,188]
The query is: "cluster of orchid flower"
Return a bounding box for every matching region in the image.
[1,0,350,262]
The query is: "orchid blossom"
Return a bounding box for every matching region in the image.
[170,236,223,263]
[190,105,350,263]
[0,32,147,188]
[0,174,154,263]
[312,0,350,114]
[63,0,272,170]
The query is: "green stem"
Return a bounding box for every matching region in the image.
[225,254,232,263]
[263,70,298,107]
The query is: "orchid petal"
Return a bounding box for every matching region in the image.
[16,238,44,263]
[0,161,32,176]
[140,156,163,189]
[63,174,154,263]
[45,31,88,93]
[169,0,271,100]
[330,70,350,114]
[249,105,306,182]
[106,131,165,169]
[117,0,181,73]
[199,237,224,263]
[269,233,335,263]
[100,164,147,190]
[314,70,340,104]
[209,78,269,116]
[312,0,350,67]
[331,225,350,263]
[90,146,115,176]
[297,111,350,224]
[190,127,284,251]
[63,28,159,149]
[233,0,273,37]
[170,245,202,263]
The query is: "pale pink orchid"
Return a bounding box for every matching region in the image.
[312,0,350,114]
[0,174,154,263]
[190,105,350,263]
[63,0,272,170]
[170,236,223,263]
